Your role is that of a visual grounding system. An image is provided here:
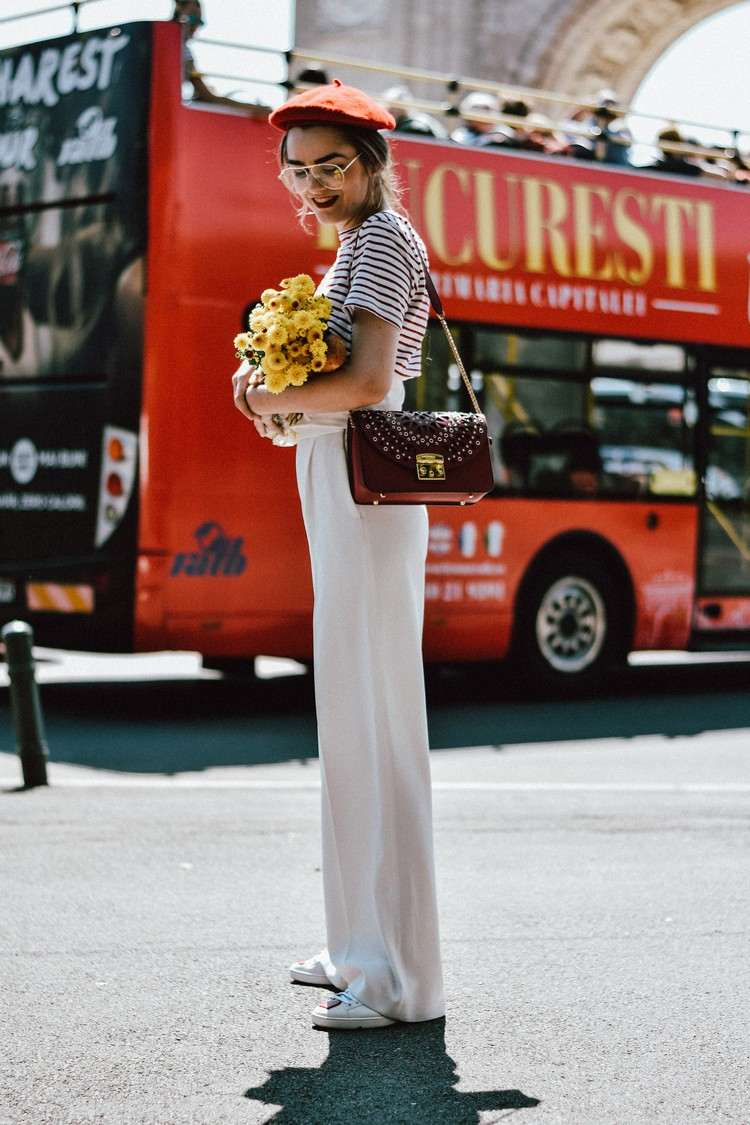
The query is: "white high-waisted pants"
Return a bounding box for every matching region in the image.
[294,388,445,1023]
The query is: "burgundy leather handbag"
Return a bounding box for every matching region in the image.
[346,271,494,506]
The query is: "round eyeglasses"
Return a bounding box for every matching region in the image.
[278,153,361,194]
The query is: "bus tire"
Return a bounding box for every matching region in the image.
[514,550,625,693]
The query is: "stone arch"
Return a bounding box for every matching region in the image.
[532,0,743,104]
[293,0,745,118]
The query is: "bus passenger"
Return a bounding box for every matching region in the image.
[451,90,516,148]
[499,423,540,489]
[500,98,531,139]
[557,104,597,159]
[294,67,330,88]
[645,126,702,177]
[382,84,448,139]
[563,90,632,166]
[563,429,601,496]
[496,101,564,153]
[732,151,750,185]
[233,80,445,1032]
[520,111,563,153]
[172,0,268,118]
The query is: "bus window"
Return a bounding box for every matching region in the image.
[591,377,696,498]
[408,325,696,499]
[706,374,750,499]
[475,327,588,372]
[409,323,587,409]
[592,339,686,372]
[483,374,603,497]
[412,322,461,412]
[702,373,750,592]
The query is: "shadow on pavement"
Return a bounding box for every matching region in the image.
[1,658,749,776]
[426,658,750,750]
[244,1017,540,1124]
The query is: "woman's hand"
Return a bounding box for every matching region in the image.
[231,310,399,418]
[232,363,285,440]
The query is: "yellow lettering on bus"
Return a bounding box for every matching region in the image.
[651,195,694,289]
[316,223,338,251]
[522,177,571,277]
[424,164,473,265]
[401,159,423,230]
[473,170,520,271]
[572,184,614,280]
[612,190,652,285]
[696,200,717,292]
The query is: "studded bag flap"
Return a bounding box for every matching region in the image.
[346,265,494,506]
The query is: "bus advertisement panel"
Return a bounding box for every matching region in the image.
[291,138,749,348]
[0,24,150,642]
[395,145,748,348]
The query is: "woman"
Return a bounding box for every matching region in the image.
[232,80,444,1031]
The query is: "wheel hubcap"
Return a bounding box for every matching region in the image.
[536,575,607,674]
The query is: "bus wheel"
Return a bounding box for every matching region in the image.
[515,552,624,692]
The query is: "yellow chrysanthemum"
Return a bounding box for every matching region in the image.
[264,369,289,393]
[266,295,290,313]
[286,363,308,386]
[310,357,325,372]
[306,325,323,344]
[249,308,270,331]
[293,310,315,333]
[260,288,279,307]
[309,296,331,318]
[282,273,315,298]
[309,339,327,361]
[261,351,288,376]
[287,340,306,359]
[251,330,268,349]
[234,333,251,352]
[267,324,289,347]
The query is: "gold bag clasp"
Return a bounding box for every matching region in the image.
[416,452,446,481]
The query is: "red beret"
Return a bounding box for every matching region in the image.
[269,78,396,132]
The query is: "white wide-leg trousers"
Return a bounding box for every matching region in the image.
[295,419,445,1023]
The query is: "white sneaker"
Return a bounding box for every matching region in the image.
[289,953,330,987]
[311,987,396,1029]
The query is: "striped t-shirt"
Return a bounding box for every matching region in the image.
[318,208,430,380]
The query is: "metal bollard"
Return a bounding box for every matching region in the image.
[1,620,49,788]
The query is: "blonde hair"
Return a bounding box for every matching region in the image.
[279,124,406,230]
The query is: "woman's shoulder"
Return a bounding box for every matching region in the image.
[360,208,417,238]
[358,210,427,264]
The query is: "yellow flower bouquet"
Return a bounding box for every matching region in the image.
[233,273,347,445]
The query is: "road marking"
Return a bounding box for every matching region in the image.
[6,777,750,792]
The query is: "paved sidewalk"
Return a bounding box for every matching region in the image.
[4,725,750,1125]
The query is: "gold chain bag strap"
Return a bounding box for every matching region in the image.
[346,263,494,506]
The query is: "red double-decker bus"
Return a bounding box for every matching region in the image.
[2,18,750,688]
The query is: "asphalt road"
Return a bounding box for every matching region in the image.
[2,652,750,1124]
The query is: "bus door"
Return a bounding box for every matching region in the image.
[694,360,750,639]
